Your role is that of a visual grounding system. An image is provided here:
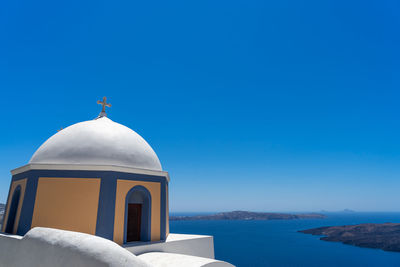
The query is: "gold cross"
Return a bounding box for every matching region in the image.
[97,96,111,113]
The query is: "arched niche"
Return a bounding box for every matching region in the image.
[124,185,151,242]
[5,185,21,234]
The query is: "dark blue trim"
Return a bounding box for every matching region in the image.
[124,185,152,243]
[12,169,168,183]
[17,173,38,235]
[160,181,166,240]
[95,173,117,240]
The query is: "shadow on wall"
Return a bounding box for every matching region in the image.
[0,214,3,227]
[0,227,150,267]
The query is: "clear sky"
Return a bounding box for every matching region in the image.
[0,0,399,212]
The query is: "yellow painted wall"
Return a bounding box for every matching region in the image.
[114,180,160,244]
[2,179,27,234]
[31,178,100,235]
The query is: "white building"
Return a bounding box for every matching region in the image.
[0,98,234,267]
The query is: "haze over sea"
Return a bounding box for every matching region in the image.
[170,212,400,267]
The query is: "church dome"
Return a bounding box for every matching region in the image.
[29,116,162,171]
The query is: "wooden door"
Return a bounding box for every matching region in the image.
[127,204,142,242]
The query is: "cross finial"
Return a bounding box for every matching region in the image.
[97,96,111,118]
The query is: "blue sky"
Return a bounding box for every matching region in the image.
[0,0,399,211]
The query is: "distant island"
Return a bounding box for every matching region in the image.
[170,211,326,221]
[300,223,400,252]
[341,209,356,213]
[319,209,356,213]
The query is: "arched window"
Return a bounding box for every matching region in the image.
[5,186,21,234]
[124,186,151,242]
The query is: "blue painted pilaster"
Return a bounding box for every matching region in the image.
[95,174,117,240]
[160,180,167,240]
[17,174,38,235]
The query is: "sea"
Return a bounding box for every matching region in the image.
[169,212,400,267]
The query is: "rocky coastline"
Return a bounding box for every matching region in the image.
[300,223,400,252]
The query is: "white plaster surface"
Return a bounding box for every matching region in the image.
[0,227,151,267]
[29,117,162,171]
[139,252,235,267]
[124,233,216,259]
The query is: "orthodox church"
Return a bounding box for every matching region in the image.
[2,97,168,244]
[0,98,233,267]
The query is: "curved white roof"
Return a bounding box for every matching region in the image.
[29,117,162,171]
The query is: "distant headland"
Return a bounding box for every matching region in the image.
[170,211,326,221]
[300,223,400,252]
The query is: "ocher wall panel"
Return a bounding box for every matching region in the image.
[114,180,160,244]
[31,178,100,235]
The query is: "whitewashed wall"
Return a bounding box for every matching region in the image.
[0,227,150,267]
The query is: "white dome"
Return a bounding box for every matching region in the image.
[29,117,162,171]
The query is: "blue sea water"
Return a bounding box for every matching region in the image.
[169,212,400,267]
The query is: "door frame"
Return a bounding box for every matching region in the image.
[123,185,152,243]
